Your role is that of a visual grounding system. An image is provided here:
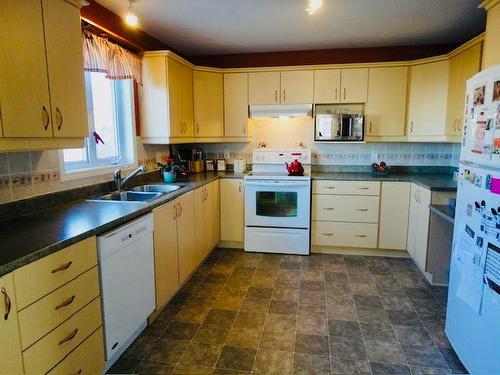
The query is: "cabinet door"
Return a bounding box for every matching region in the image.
[314,69,341,103]
[414,187,431,272]
[0,0,52,138]
[446,44,482,136]
[224,73,249,137]
[341,68,368,103]
[407,184,419,258]
[248,72,280,104]
[193,186,206,263]
[212,180,221,248]
[204,183,214,256]
[177,191,196,284]
[407,60,449,136]
[379,182,411,250]
[43,0,88,138]
[366,67,408,136]
[153,201,179,308]
[167,58,185,137]
[181,64,194,137]
[194,71,224,137]
[220,179,244,242]
[0,273,23,375]
[446,53,463,136]
[280,70,314,104]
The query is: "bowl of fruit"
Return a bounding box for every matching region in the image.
[371,161,389,176]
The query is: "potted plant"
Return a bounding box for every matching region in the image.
[157,158,186,183]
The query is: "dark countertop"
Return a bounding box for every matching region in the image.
[430,204,456,224]
[311,172,457,191]
[0,172,236,277]
[0,169,454,276]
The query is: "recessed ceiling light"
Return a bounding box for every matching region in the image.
[305,0,323,15]
[124,0,139,27]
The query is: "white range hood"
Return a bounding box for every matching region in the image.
[249,104,313,119]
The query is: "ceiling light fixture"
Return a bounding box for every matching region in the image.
[305,0,323,15]
[124,0,138,27]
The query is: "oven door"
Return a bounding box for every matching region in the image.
[245,179,311,229]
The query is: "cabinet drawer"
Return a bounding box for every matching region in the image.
[47,327,104,375]
[312,221,378,248]
[14,236,97,309]
[22,297,102,375]
[312,195,380,223]
[313,180,380,195]
[18,266,100,350]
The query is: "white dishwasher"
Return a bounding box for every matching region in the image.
[97,213,155,370]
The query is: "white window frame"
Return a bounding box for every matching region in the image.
[59,73,137,181]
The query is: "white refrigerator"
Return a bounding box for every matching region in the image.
[445,64,500,374]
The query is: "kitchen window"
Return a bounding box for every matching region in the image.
[60,71,136,180]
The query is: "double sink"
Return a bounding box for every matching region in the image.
[88,184,183,203]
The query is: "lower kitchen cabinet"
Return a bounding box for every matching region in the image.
[47,327,104,375]
[194,183,214,261]
[0,273,23,375]
[174,192,197,286]
[407,183,432,272]
[220,178,244,243]
[312,221,378,248]
[212,180,221,248]
[379,182,411,250]
[153,200,180,309]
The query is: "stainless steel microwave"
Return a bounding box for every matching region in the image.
[314,104,365,142]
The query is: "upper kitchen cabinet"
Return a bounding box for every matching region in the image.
[341,68,369,103]
[224,73,250,137]
[313,68,368,103]
[141,52,194,143]
[248,70,313,105]
[365,66,408,138]
[43,0,88,138]
[280,70,314,104]
[248,71,280,104]
[193,70,224,137]
[407,60,451,141]
[446,43,482,137]
[0,0,87,151]
[314,69,341,103]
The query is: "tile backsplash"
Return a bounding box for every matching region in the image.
[0,139,168,205]
[183,118,460,168]
[0,118,461,205]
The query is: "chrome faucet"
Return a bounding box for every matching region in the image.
[114,165,147,191]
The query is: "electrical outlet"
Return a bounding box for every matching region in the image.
[224,149,230,159]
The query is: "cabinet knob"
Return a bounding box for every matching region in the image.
[369,121,373,133]
[196,123,200,134]
[355,234,367,238]
[274,90,278,103]
[343,88,346,100]
[56,107,63,130]
[410,121,414,133]
[243,124,246,135]
[283,90,286,103]
[42,106,50,131]
[334,88,338,101]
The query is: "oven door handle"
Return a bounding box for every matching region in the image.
[244,181,310,188]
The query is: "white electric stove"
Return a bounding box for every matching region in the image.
[244,149,312,255]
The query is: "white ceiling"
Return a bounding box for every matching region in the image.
[96,0,486,56]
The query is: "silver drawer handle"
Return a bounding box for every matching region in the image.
[322,233,334,236]
[325,186,336,189]
[355,234,367,238]
[322,207,335,211]
[356,208,368,212]
[357,187,370,190]
[1,287,11,320]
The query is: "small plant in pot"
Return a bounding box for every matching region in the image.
[157,158,186,183]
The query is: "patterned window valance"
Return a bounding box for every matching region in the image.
[82,31,142,84]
